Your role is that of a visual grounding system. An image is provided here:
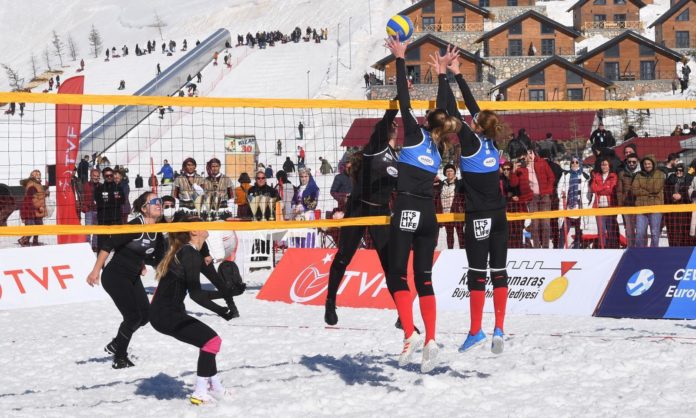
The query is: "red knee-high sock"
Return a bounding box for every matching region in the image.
[393,291,414,339]
[469,290,485,335]
[493,287,508,332]
[419,295,436,344]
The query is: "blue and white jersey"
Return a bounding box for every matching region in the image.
[398,128,441,174]
[460,133,499,174]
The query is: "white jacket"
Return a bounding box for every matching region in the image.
[557,170,592,219]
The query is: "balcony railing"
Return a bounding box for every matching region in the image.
[484,46,575,57]
[415,22,484,33]
[582,21,643,31]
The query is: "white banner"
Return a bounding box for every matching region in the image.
[0,243,107,310]
[432,249,624,316]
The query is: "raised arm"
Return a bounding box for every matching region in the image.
[367,95,399,152]
[433,46,461,119]
[454,74,480,116]
[385,37,420,144]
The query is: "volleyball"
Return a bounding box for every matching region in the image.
[386,15,414,42]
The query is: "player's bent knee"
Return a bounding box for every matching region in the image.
[201,335,222,354]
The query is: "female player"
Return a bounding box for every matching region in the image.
[150,216,236,405]
[324,96,400,325]
[86,192,165,368]
[384,36,461,373]
[433,46,509,354]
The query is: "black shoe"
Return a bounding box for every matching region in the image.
[104,340,118,355]
[112,356,135,369]
[226,298,240,319]
[394,317,421,335]
[324,298,338,326]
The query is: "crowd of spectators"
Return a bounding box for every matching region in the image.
[235,26,327,49]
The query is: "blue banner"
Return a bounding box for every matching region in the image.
[595,248,696,319]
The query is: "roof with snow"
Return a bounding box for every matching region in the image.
[566,0,646,12]
[574,30,684,63]
[493,56,614,92]
[474,10,582,43]
[649,0,696,28]
[398,0,491,18]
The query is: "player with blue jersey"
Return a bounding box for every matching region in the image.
[384,37,462,373]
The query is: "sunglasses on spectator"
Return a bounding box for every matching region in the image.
[627,160,638,164]
[104,173,114,178]
[148,197,162,206]
[256,176,266,180]
[571,161,580,165]
[162,203,175,208]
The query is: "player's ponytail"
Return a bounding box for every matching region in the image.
[155,215,202,281]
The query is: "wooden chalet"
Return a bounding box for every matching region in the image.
[649,0,696,49]
[399,0,491,33]
[567,0,646,33]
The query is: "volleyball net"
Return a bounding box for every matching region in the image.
[1,91,696,250]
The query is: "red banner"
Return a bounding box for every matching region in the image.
[258,249,440,309]
[55,76,85,244]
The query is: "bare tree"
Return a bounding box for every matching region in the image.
[88,25,103,58]
[151,12,167,41]
[2,64,25,91]
[67,34,78,61]
[43,47,52,71]
[29,54,38,79]
[52,30,65,67]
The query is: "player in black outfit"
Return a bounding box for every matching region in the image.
[433,46,509,354]
[150,216,235,405]
[86,192,165,369]
[384,37,462,373]
[324,97,399,326]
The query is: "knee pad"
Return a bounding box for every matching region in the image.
[414,273,434,297]
[491,270,508,288]
[202,335,222,354]
[386,273,410,295]
[466,269,487,292]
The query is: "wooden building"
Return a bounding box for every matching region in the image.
[474,10,581,57]
[567,0,646,33]
[649,0,696,49]
[492,56,614,100]
[399,0,491,33]
[372,34,494,84]
[574,31,684,80]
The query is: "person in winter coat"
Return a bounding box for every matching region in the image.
[203,158,234,210]
[664,163,692,246]
[435,164,465,249]
[158,159,174,185]
[590,123,616,149]
[292,168,319,220]
[114,171,131,224]
[631,156,665,247]
[81,168,101,251]
[234,172,252,219]
[319,157,334,175]
[77,155,91,184]
[516,128,532,151]
[557,157,591,248]
[275,170,295,221]
[591,158,619,248]
[94,167,125,251]
[283,157,295,173]
[18,170,47,246]
[616,153,640,247]
[525,150,555,248]
[173,158,206,210]
[502,160,525,248]
[330,161,352,211]
[247,170,279,221]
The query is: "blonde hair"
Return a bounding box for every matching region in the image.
[474,110,510,141]
[155,216,201,281]
[427,109,463,159]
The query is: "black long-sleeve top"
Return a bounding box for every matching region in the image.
[150,244,227,315]
[100,216,165,276]
[436,73,505,212]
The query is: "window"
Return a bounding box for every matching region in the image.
[593,14,607,22]
[529,69,545,85]
[407,65,421,84]
[423,1,435,13]
[479,0,490,7]
[639,44,655,56]
[507,0,518,5]
[452,1,466,12]
[422,16,435,30]
[509,22,522,35]
[453,16,465,27]
[529,89,545,101]
[508,39,523,56]
[566,69,583,84]
[405,47,420,60]
[677,9,689,22]
[593,0,606,4]
[541,39,555,55]
[604,43,619,57]
[541,22,555,34]
[614,0,626,4]
[640,61,655,80]
[567,88,584,101]
[614,14,626,22]
[604,62,620,80]
[677,31,690,48]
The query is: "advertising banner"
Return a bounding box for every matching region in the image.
[257,249,437,309]
[595,248,696,319]
[432,249,623,315]
[0,243,107,310]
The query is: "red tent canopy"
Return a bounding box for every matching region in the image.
[341,111,595,148]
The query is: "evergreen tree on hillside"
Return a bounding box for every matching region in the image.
[67,34,78,61]
[43,47,52,71]
[2,64,25,91]
[88,25,103,59]
[52,30,65,67]
[29,54,38,79]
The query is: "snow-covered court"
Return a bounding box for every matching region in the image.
[1,271,694,417]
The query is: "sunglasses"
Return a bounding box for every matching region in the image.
[627,160,638,164]
[162,204,175,209]
[571,161,580,164]
[104,174,114,178]
[256,176,266,180]
[147,197,162,206]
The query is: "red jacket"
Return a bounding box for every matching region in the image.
[81,181,99,213]
[509,167,533,202]
[591,172,618,207]
[530,157,555,196]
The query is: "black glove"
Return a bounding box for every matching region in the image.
[219,308,236,321]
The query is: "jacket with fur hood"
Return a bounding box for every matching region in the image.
[631,157,666,207]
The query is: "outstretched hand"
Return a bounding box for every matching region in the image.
[384,37,409,59]
[444,45,461,75]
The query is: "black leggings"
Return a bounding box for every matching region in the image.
[386,194,438,297]
[464,209,509,290]
[327,200,390,299]
[101,269,149,357]
[151,310,219,377]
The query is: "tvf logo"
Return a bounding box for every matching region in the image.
[0,265,74,300]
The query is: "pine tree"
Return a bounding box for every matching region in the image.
[88,25,103,59]
[29,54,38,79]
[67,34,78,61]
[2,64,25,91]
[52,30,65,67]
[43,47,52,71]
[152,12,167,41]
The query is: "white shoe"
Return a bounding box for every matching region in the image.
[398,332,422,367]
[190,391,216,405]
[209,385,232,401]
[420,340,439,373]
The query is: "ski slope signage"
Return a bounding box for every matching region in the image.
[0,243,106,310]
[432,249,623,316]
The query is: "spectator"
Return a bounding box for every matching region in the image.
[364,72,370,88]
[616,153,640,247]
[590,123,616,149]
[557,157,591,248]
[247,170,279,221]
[158,159,174,185]
[19,102,25,117]
[275,170,295,221]
[508,156,533,248]
[94,167,125,248]
[298,121,304,139]
[204,158,234,210]
[114,170,131,224]
[18,170,46,247]
[623,143,638,160]
[516,128,532,151]
[283,156,295,173]
[591,158,619,249]
[173,158,205,210]
[319,157,333,174]
[671,124,684,136]
[330,161,352,211]
[665,163,692,246]
[632,156,665,247]
[265,165,273,179]
[660,153,680,177]
[297,146,305,166]
[117,80,126,90]
[525,150,555,248]
[48,77,54,91]
[80,58,85,71]
[539,148,563,248]
[623,125,638,142]
[77,155,91,183]
[157,63,161,75]
[435,164,465,249]
[691,121,696,133]
[276,139,282,156]
[291,168,319,220]
[683,124,691,135]
[234,172,252,219]
[0,184,15,227]
[196,72,202,83]
[81,168,101,251]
